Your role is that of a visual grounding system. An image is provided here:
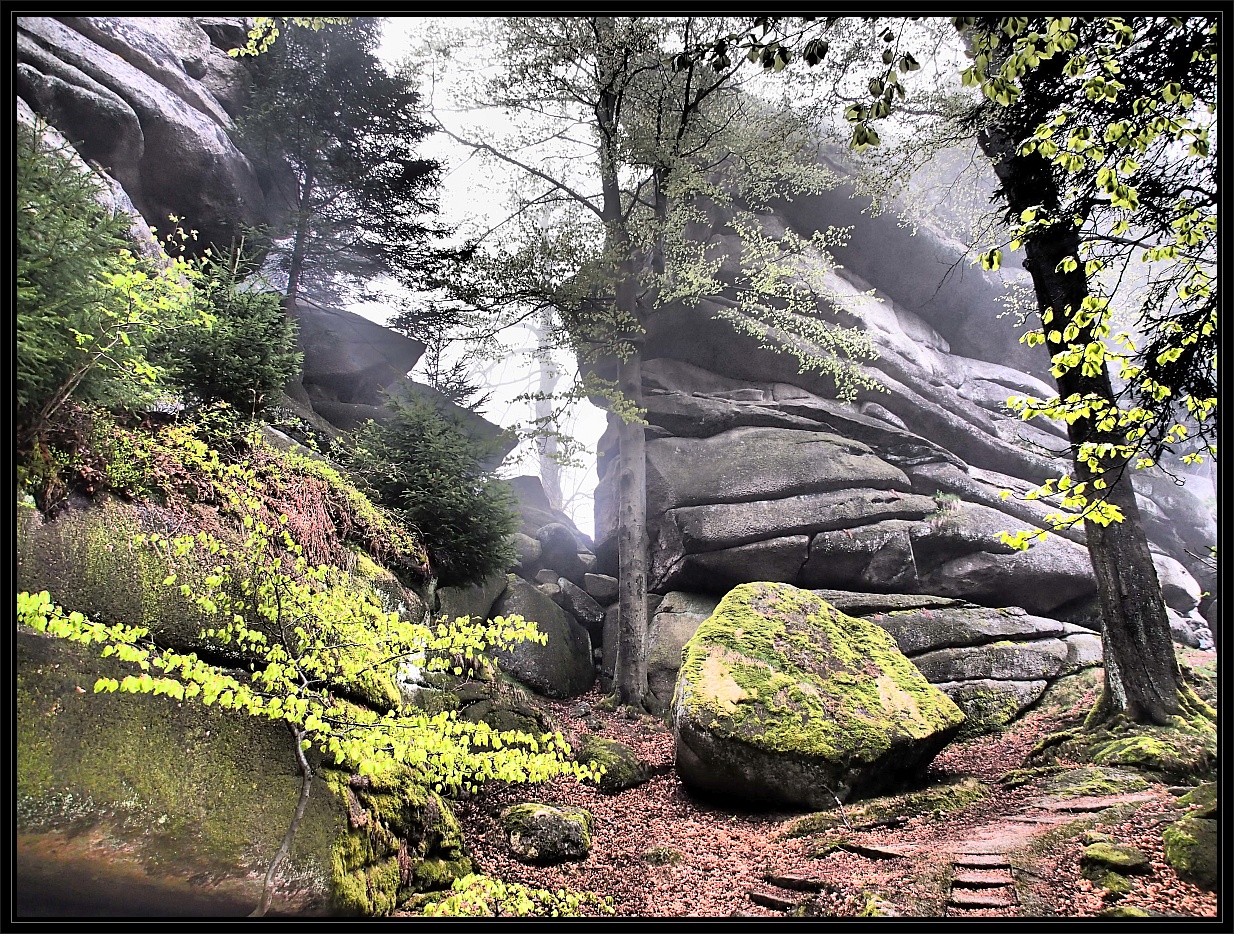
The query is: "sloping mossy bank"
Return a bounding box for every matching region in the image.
[15,427,471,916]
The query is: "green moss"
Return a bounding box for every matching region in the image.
[1093,870,1132,896]
[17,632,339,903]
[1039,766,1150,798]
[677,583,963,762]
[1162,817,1217,890]
[1031,713,1216,785]
[500,804,593,862]
[642,846,683,866]
[1175,782,1216,819]
[785,777,986,836]
[577,736,646,793]
[1099,905,1151,918]
[323,768,470,916]
[1080,842,1150,873]
[947,684,1024,739]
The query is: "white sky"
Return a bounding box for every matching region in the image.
[348,17,606,537]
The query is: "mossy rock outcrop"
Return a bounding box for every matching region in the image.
[17,497,215,650]
[1080,842,1151,876]
[17,498,409,710]
[325,767,471,915]
[672,582,965,809]
[1159,779,1219,888]
[18,629,341,914]
[18,631,470,916]
[1162,816,1218,890]
[499,803,593,864]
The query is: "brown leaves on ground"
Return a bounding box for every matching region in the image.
[410,670,1218,919]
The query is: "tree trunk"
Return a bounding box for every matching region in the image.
[283,166,315,315]
[980,124,1184,725]
[251,724,315,917]
[532,311,564,511]
[613,346,649,707]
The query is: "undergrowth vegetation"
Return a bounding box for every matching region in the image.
[15,114,586,916]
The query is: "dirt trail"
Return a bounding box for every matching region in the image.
[440,669,1217,920]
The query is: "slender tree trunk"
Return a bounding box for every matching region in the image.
[251,724,315,917]
[532,311,564,511]
[614,346,649,706]
[594,18,650,707]
[284,166,315,314]
[981,124,1184,725]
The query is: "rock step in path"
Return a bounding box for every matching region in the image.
[745,785,1158,917]
[947,854,1019,915]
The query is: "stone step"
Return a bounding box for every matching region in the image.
[838,842,913,859]
[948,888,1018,909]
[763,872,828,892]
[1008,814,1073,825]
[953,869,1016,888]
[749,888,798,912]
[953,853,1010,869]
[1031,792,1157,813]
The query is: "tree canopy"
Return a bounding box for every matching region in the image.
[238,17,445,307]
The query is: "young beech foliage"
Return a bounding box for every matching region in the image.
[17,464,600,793]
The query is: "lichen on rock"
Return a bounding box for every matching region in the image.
[672,582,965,809]
[499,803,594,864]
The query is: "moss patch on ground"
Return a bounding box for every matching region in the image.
[784,777,986,837]
[1038,766,1151,798]
[1029,712,1216,785]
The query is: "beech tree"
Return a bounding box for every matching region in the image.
[237,17,444,309]
[958,16,1216,724]
[420,16,877,706]
[716,15,1217,726]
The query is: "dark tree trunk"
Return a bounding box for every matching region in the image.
[980,124,1184,725]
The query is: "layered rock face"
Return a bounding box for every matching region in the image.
[592,163,1216,655]
[16,16,274,256]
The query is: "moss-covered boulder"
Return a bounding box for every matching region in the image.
[500,803,593,863]
[576,735,649,793]
[1162,816,1218,890]
[1080,842,1151,875]
[672,583,966,809]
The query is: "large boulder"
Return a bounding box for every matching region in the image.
[672,582,965,809]
[499,803,593,864]
[487,576,594,698]
[17,630,470,917]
